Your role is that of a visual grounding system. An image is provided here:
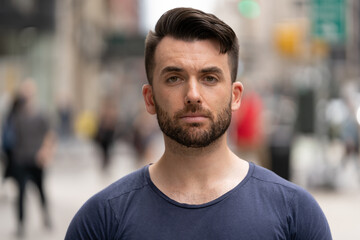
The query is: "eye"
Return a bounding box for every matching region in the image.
[166,76,182,84]
[203,76,218,84]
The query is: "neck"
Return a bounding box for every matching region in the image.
[149,133,249,204]
[161,133,229,172]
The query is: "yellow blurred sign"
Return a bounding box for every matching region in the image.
[274,22,303,58]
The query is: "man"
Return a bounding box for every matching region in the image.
[65,7,332,239]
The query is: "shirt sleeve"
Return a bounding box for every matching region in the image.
[289,188,332,240]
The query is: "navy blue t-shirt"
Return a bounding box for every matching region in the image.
[65,163,332,239]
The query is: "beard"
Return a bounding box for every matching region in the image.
[154,98,232,148]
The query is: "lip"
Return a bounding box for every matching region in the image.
[179,114,209,123]
[181,113,207,117]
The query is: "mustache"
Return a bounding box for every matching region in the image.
[174,103,213,119]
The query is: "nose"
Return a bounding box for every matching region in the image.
[184,79,202,105]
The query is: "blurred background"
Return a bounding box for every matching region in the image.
[0,0,359,239]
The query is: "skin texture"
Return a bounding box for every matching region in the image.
[142,37,248,204]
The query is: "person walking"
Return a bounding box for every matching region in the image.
[12,79,55,237]
[66,8,332,239]
[94,97,118,170]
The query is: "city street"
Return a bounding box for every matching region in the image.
[0,137,359,239]
[1,1,360,239]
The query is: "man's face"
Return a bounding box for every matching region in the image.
[143,36,243,148]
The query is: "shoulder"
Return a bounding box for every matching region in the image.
[250,163,306,195]
[65,166,150,240]
[249,164,322,210]
[97,166,149,200]
[79,166,149,219]
[248,164,332,239]
[79,166,150,218]
[248,164,301,196]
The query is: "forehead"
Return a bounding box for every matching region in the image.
[153,36,230,76]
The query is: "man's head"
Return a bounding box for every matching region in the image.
[145,7,239,85]
[142,8,243,148]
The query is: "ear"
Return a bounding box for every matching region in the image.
[142,84,156,115]
[231,81,243,111]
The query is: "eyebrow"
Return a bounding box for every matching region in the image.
[160,66,184,76]
[160,66,224,76]
[200,67,224,76]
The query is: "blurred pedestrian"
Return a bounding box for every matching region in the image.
[93,97,118,170]
[230,89,265,166]
[66,8,331,239]
[338,98,360,183]
[57,96,74,140]
[11,79,55,237]
[131,104,162,166]
[267,92,296,181]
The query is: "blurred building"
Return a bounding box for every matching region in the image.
[0,0,359,140]
[0,0,56,113]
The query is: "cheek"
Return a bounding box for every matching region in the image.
[154,91,180,114]
[211,89,232,108]
[161,88,184,105]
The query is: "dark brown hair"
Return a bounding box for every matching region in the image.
[144,7,239,85]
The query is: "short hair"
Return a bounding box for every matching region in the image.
[144,7,239,85]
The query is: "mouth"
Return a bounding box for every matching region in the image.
[178,113,210,123]
[180,113,208,118]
